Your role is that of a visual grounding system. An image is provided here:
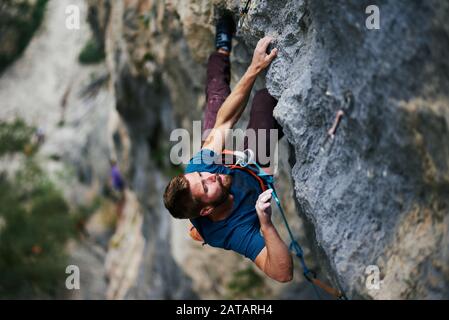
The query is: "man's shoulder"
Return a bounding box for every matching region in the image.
[185,149,233,175]
[185,148,218,172]
[190,148,219,164]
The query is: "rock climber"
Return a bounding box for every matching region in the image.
[163,12,293,283]
[109,159,126,220]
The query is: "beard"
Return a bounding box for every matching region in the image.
[218,174,232,189]
[210,174,231,207]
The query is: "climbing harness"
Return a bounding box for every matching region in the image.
[189,149,347,300]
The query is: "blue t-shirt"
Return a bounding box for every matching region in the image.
[185,149,266,261]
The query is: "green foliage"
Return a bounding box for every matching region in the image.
[0,119,34,156]
[139,12,152,28]
[226,266,267,299]
[0,119,88,299]
[0,160,77,299]
[78,39,105,65]
[142,52,155,62]
[0,0,49,74]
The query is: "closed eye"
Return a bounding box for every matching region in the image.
[198,172,206,193]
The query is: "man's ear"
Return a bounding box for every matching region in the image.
[199,206,213,217]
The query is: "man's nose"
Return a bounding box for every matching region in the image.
[206,174,216,182]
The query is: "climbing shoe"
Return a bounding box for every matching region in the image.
[215,10,236,53]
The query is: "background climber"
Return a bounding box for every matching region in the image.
[163,12,292,283]
[109,158,126,221]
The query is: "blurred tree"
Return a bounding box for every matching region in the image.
[0,119,80,299]
[0,119,34,156]
[0,0,49,74]
[226,266,269,299]
[78,38,105,64]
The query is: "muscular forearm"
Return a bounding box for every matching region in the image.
[260,223,293,282]
[215,65,259,127]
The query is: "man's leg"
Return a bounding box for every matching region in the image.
[202,10,235,140]
[202,51,231,140]
[245,88,284,167]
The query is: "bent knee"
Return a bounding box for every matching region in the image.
[250,88,277,114]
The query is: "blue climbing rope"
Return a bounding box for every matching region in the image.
[234,150,346,300]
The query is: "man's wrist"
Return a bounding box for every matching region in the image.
[247,64,261,77]
[261,222,275,233]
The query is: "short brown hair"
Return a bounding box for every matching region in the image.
[163,174,202,219]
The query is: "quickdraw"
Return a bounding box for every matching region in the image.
[237,0,254,30]
[321,91,355,154]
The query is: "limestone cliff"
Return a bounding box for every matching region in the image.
[264,0,449,299]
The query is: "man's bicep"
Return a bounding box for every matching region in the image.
[254,246,268,272]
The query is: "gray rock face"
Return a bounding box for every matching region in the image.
[244,0,449,299]
[0,0,113,203]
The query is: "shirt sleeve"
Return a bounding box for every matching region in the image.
[185,149,231,175]
[226,224,266,261]
[185,149,217,172]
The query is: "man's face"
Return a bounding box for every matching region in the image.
[184,172,231,208]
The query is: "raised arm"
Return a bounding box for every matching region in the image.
[254,189,293,283]
[202,36,278,154]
